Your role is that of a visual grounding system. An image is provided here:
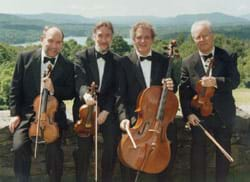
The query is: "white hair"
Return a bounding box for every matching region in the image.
[191,20,213,38]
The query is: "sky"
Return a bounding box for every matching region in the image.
[0,0,250,17]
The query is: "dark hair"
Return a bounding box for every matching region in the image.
[93,21,114,34]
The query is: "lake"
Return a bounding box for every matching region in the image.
[13,36,131,47]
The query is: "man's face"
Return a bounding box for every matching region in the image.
[93,26,113,52]
[192,25,214,54]
[133,27,153,56]
[41,28,63,58]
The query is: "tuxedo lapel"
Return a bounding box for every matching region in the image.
[88,48,100,86]
[193,53,206,78]
[211,47,223,77]
[150,52,161,86]
[29,49,42,93]
[129,51,146,89]
[50,54,64,81]
[99,51,112,91]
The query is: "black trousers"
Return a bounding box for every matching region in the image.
[12,116,64,182]
[190,113,232,182]
[73,113,120,182]
[119,122,177,182]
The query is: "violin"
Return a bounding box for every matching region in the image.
[118,40,179,174]
[29,64,59,157]
[74,82,98,137]
[191,56,215,117]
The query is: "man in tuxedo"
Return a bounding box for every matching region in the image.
[179,20,240,182]
[117,21,177,182]
[73,21,120,182]
[8,26,75,182]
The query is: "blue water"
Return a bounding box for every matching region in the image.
[13,36,131,47]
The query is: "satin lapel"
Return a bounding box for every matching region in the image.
[129,51,146,89]
[50,54,64,81]
[30,49,42,93]
[150,52,159,86]
[89,48,100,86]
[211,48,222,77]
[193,53,206,78]
[100,51,112,91]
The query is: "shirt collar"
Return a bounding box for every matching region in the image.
[199,47,215,57]
[41,49,58,65]
[136,49,152,59]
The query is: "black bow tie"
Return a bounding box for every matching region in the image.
[44,57,56,65]
[202,53,213,61]
[96,51,108,60]
[140,56,152,62]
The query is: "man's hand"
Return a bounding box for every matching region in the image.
[187,114,200,126]
[162,78,174,91]
[201,76,217,87]
[120,119,130,132]
[97,110,109,125]
[83,93,96,105]
[9,116,21,133]
[43,77,55,94]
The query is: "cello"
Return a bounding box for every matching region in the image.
[118,40,179,174]
[29,64,60,158]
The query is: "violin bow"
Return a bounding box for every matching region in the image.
[94,96,98,182]
[34,65,52,159]
[125,124,137,149]
[186,122,234,162]
[197,122,234,162]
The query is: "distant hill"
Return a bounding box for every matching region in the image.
[95,12,250,26]
[17,13,93,24]
[241,14,250,21]
[1,12,250,44]
[13,12,250,26]
[0,13,52,25]
[165,12,249,26]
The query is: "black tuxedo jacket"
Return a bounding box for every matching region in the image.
[116,50,175,123]
[179,47,240,126]
[73,47,120,121]
[9,48,75,128]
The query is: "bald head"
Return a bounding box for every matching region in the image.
[40,26,64,58]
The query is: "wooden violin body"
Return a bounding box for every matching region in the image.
[191,56,215,117]
[74,103,98,137]
[191,81,215,117]
[118,86,178,173]
[74,82,98,137]
[29,64,59,144]
[29,89,59,143]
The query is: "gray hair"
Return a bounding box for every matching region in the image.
[191,20,213,38]
[130,21,156,40]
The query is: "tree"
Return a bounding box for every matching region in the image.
[111,35,131,56]
[62,39,83,62]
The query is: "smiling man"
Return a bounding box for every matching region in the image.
[73,21,121,182]
[116,21,177,182]
[9,26,75,182]
[179,20,240,182]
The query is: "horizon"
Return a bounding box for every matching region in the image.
[0,0,249,18]
[5,11,248,18]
